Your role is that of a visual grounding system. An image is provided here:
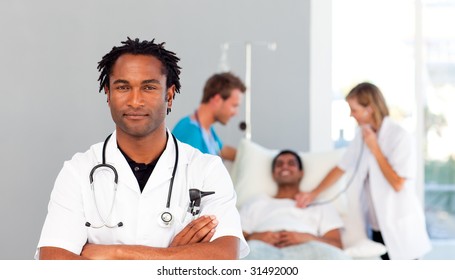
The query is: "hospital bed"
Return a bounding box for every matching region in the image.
[229,139,387,259]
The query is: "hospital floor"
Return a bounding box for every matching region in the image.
[422,239,455,259]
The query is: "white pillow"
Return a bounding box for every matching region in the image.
[231,139,347,214]
[230,139,387,259]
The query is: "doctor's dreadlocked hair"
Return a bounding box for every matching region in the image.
[97,37,181,95]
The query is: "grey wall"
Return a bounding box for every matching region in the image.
[0,0,311,259]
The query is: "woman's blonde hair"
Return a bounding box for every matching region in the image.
[346,82,389,126]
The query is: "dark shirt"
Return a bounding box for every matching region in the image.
[118,145,163,193]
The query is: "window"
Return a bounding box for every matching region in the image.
[421,0,455,239]
[332,0,416,145]
[332,0,455,242]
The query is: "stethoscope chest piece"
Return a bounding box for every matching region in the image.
[158,211,173,227]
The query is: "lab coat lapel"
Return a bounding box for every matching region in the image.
[106,131,142,194]
[366,117,392,199]
[142,130,189,194]
[103,130,189,195]
[143,133,174,194]
[376,116,391,146]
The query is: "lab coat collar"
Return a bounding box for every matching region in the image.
[104,129,185,195]
[377,116,391,142]
[142,129,179,195]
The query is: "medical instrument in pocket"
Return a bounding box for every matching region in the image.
[85,132,214,229]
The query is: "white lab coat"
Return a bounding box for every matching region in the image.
[339,117,431,260]
[36,130,249,258]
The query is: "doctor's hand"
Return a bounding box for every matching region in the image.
[169,215,218,247]
[361,125,380,154]
[295,191,316,208]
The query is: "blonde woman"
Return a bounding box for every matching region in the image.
[296,82,431,260]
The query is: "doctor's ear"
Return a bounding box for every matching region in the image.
[104,86,110,103]
[165,85,176,101]
[165,85,175,115]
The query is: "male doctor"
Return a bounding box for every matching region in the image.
[36,38,248,259]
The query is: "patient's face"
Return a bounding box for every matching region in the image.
[272,153,303,185]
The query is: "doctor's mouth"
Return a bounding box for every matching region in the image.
[123,113,150,120]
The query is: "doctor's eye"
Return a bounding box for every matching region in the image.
[143,85,158,92]
[116,85,130,91]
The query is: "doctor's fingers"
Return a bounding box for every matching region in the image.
[170,215,218,246]
[170,228,215,247]
[199,228,216,243]
[361,124,374,134]
[185,216,218,244]
[362,126,377,141]
[295,192,314,208]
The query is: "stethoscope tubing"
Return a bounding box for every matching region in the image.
[87,132,179,228]
[308,137,365,207]
[194,110,220,155]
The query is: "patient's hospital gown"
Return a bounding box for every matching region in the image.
[240,194,350,259]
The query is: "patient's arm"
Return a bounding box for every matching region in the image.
[295,167,345,208]
[276,229,343,249]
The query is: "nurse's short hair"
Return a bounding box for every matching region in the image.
[97,37,181,96]
[201,72,246,103]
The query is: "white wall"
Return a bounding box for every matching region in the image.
[309,0,333,152]
[0,0,331,259]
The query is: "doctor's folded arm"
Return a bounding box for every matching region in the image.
[36,37,249,260]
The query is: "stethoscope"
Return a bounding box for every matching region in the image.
[194,110,220,155]
[85,132,214,229]
[308,134,365,207]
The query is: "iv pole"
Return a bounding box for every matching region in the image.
[220,41,277,140]
[244,43,252,140]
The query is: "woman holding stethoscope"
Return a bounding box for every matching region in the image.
[296,82,432,260]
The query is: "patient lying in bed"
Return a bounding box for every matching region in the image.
[239,150,351,260]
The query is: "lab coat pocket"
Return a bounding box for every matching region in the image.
[172,205,194,232]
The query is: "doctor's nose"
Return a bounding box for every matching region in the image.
[128,89,144,108]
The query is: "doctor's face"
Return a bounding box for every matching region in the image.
[105,54,174,138]
[347,97,372,126]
